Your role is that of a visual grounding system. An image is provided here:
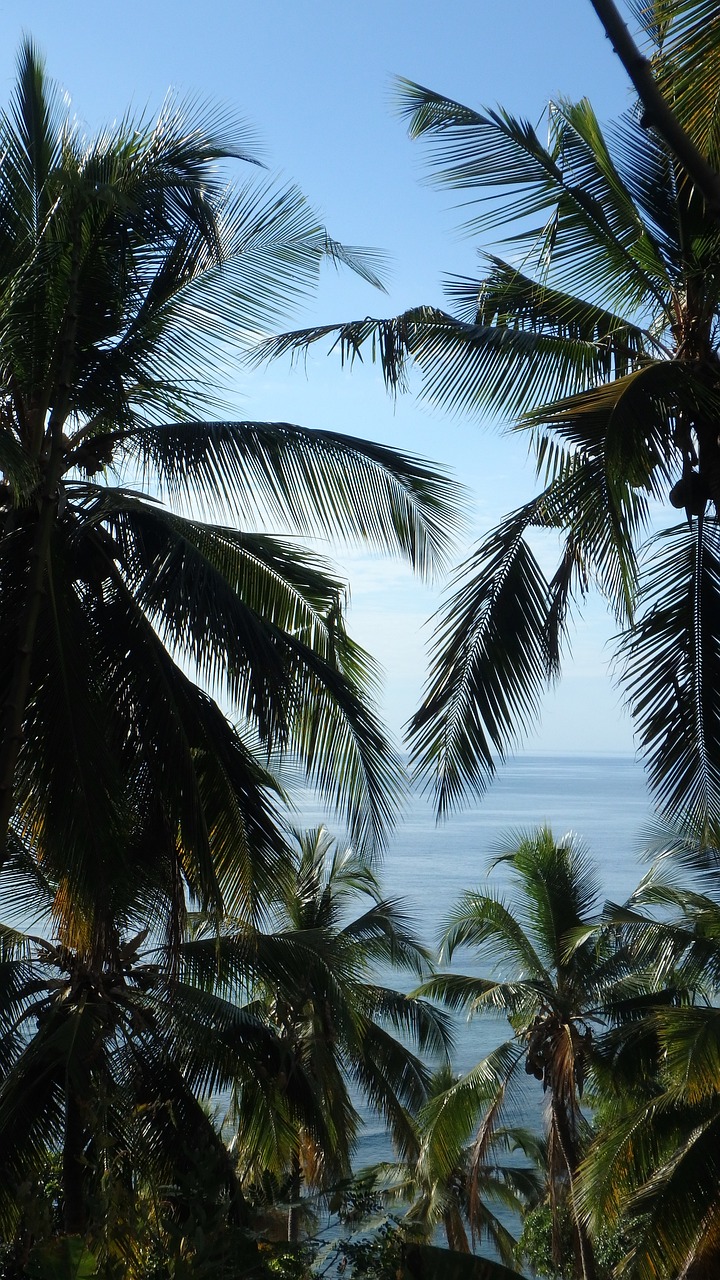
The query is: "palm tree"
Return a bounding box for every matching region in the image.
[1,818,439,1273]
[0,40,460,914]
[262,24,720,830]
[580,856,720,1280]
[225,826,453,1242]
[0,837,321,1266]
[366,1063,542,1264]
[417,829,640,1280]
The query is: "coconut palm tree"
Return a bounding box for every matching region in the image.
[365,1063,542,1264]
[0,819,415,1272]
[580,854,720,1280]
[225,826,453,1242]
[0,846,314,1262]
[0,40,459,918]
[417,829,642,1280]
[261,28,720,830]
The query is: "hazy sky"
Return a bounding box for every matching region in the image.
[1,2,644,754]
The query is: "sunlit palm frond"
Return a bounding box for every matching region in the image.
[581,1047,720,1280]
[439,890,551,985]
[418,1044,524,1182]
[654,1,720,164]
[108,418,460,578]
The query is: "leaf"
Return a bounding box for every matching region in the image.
[408,503,555,814]
[619,521,720,831]
[109,418,460,579]
[27,1238,98,1280]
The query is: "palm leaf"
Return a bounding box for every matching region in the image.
[619,520,720,831]
[394,80,670,315]
[408,502,555,814]
[339,900,433,976]
[364,985,454,1059]
[349,1020,431,1158]
[418,1043,525,1180]
[653,2,720,165]
[439,889,552,987]
[107,419,459,578]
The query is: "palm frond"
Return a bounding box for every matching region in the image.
[654,2,720,165]
[394,80,670,315]
[350,1021,431,1158]
[418,1043,524,1180]
[109,418,460,579]
[408,503,555,814]
[364,986,454,1059]
[619,520,720,831]
[340,900,433,976]
[439,889,551,985]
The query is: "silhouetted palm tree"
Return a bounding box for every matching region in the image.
[0,841,309,1256]
[0,41,459,919]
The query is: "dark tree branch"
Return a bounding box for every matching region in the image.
[587,0,720,215]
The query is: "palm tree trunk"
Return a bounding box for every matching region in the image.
[443,1208,470,1253]
[551,1097,597,1280]
[287,1149,302,1244]
[62,1089,87,1236]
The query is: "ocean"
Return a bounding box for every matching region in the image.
[347,752,654,1168]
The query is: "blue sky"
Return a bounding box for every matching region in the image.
[2,2,644,753]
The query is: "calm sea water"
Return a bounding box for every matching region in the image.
[346,752,654,1167]
[377,752,651,947]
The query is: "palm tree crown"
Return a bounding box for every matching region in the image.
[582,854,720,1280]
[226,826,452,1239]
[0,41,461,916]
[419,829,635,1280]
[263,18,720,830]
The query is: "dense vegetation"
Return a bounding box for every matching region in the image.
[3,4,720,1278]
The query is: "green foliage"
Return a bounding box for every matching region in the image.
[9,19,720,1280]
[0,39,455,1274]
[418,828,650,1279]
[227,826,452,1240]
[517,1202,631,1280]
[328,1218,406,1280]
[0,1240,98,1280]
[0,37,460,927]
[517,1205,574,1280]
[261,1242,317,1280]
[25,1239,98,1280]
[577,866,720,1279]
